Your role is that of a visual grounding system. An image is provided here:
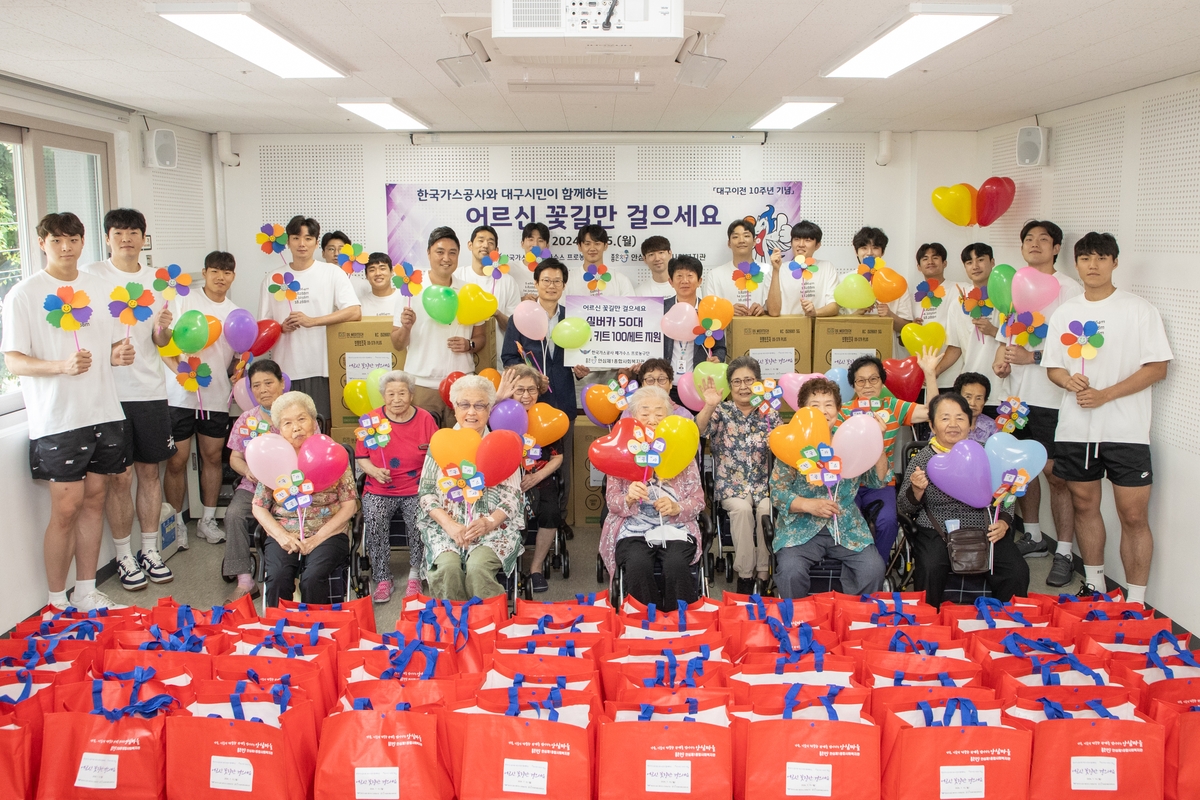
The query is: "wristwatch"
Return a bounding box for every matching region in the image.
[469,340,476,352]
[1032,351,1043,365]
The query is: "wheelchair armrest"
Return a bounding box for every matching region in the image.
[698,509,714,549]
[760,512,775,550]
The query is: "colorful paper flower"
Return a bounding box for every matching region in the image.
[175,357,212,393]
[857,255,885,282]
[1062,320,1104,360]
[790,256,818,280]
[238,415,271,447]
[152,264,191,300]
[43,286,92,331]
[355,412,393,450]
[437,460,485,504]
[269,271,300,303]
[337,243,367,274]
[797,443,842,488]
[961,286,993,319]
[693,317,725,350]
[1001,310,1048,348]
[584,263,612,292]
[272,469,314,512]
[992,468,1031,509]
[482,250,510,281]
[256,223,287,255]
[750,379,783,416]
[522,434,543,470]
[524,246,551,271]
[629,425,667,469]
[994,396,1030,434]
[107,282,155,326]
[607,374,639,410]
[915,278,945,309]
[733,261,762,292]
[392,262,423,297]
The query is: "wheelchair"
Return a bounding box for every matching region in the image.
[595,498,714,609]
[517,471,570,600]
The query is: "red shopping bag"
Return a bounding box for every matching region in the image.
[729,652,861,705]
[860,651,983,689]
[500,608,614,637]
[837,597,939,641]
[996,653,1115,702]
[1052,603,1152,628]
[596,705,732,800]
[495,630,612,663]
[314,707,451,800]
[943,597,1051,638]
[1153,701,1200,800]
[619,598,719,631]
[339,638,459,694]
[113,624,233,655]
[485,651,601,697]
[55,665,194,711]
[280,595,377,633]
[0,712,34,800]
[1142,676,1200,715]
[616,649,731,697]
[402,591,509,620]
[870,685,997,721]
[152,594,256,630]
[602,637,732,700]
[974,632,1076,687]
[338,677,465,711]
[211,653,331,722]
[0,666,63,797]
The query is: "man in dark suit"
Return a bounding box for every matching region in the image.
[663,255,727,372]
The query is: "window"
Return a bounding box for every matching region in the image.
[0,124,29,406]
[42,146,104,265]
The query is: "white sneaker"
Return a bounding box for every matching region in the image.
[71,589,123,612]
[138,549,174,584]
[197,518,225,544]
[116,554,148,591]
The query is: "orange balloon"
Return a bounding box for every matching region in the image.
[429,427,481,469]
[584,384,621,425]
[204,315,222,349]
[527,402,569,447]
[963,183,979,226]
[768,407,832,468]
[478,368,502,390]
[872,267,908,304]
[698,295,734,330]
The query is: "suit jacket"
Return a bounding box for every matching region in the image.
[663,296,727,367]
[501,304,578,418]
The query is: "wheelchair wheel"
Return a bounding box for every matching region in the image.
[561,551,571,580]
[596,553,607,584]
[724,553,735,584]
[705,552,715,581]
[521,572,533,600]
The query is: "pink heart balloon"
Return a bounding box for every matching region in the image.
[676,370,705,412]
[661,301,700,342]
[926,439,994,508]
[244,433,297,486]
[830,413,884,479]
[1011,267,1061,314]
[779,372,826,411]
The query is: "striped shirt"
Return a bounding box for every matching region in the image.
[835,390,917,485]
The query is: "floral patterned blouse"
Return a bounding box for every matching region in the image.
[599,460,705,580]
[252,463,356,539]
[705,401,781,505]
[769,460,891,554]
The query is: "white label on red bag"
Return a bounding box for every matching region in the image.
[786,762,832,796]
[75,752,118,789]
[355,766,400,799]
[210,756,254,792]
[503,758,549,795]
[939,765,985,799]
[1071,757,1118,791]
[646,760,691,793]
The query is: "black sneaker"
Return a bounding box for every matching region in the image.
[530,573,549,593]
[1075,582,1099,599]
[736,576,757,595]
[1014,531,1051,558]
[1046,553,1074,587]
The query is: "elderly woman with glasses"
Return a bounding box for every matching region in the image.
[600,386,705,607]
[252,391,358,606]
[696,355,780,594]
[416,374,524,600]
[625,359,695,420]
[356,370,439,603]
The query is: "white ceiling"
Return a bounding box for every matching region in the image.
[2,0,1199,135]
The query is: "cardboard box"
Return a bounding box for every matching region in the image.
[726,315,813,377]
[811,317,894,372]
[329,426,359,450]
[573,419,609,527]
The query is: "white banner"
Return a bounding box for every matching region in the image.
[562,295,664,369]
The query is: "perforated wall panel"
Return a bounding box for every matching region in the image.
[760,142,865,257]
[385,144,490,183]
[151,135,208,250]
[989,132,1043,242]
[1136,87,1200,254]
[511,146,616,181]
[1048,108,1125,236]
[635,145,742,182]
[259,144,366,243]
[1133,284,1198,456]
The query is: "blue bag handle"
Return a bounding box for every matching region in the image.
[974,597,1031,628]
[917,698,983,727]
[1001,633,1067,659]
[1145,631,1199,678]
[574,593,597,605]
[1085,699,1117,720]
[380,639,438,680]
[888,630,939,655]
[0,670,34,704]
[1030,654,1104,686]
[1037,697,1072,719]
[745,594,769,621]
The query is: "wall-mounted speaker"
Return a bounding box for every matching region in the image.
[1016,126,1048,167]
[143,129,177,169]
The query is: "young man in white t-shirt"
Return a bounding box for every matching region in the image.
[992,220,1084,584]
[938,242,1006,404]
[257,216,361,428]
[164,251,241,545]
[358,252,399,317]
[766,220,837,317]
[1044,233,1171,605]
[844,227,914,340]
[1,213,136,612]
[911,243,965,328]
[81,208,177,591]
[563,224,635,298]
[702,218,768,316]
[392,227,487,427]
[518,222,550,301]
[456,224,521,334]
[637,236,675,299]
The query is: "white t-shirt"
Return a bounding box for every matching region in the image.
[701,261,769,309]
[79,259,167,402]
[772,259,836,315]
[1043,289,1172,445]
[565,265,636,298]
[994,271,1083,409]
[257,261,360,380]
[1,269,125,439]
[454,264,521,317]
[166,290,239,413]
[945,284,1009,403]
[637,278,676,300]
[359,291,398,318]
[397,277,476,389]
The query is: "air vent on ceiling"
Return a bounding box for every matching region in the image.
[512,0,560,28]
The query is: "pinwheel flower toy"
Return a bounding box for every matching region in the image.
[438,460,486,510]
[992,468,1030,516]
[994,396,1030,434]
[628,424,667,478]
[482,250,510,283]
[44,286,92,350]
[524,246,551,271]
[269,271,300,312]
[392,261,423,306]
[1061,320,1104,375]
[355,413,392,450]
[857,256,882,282]
[750,379,783,416]
[961,286,993,319]
[798,443,841,490]
[108,282,155,337]
[1002,310,1048,348]
[176,357,212,414]
[257,224,288,263]
[607,374,639,411]
[273,469,315,537]
[337,243,367,275]
[733,261,762,292]
[153,264,191,301]
[915,278,944,309]
[238,415,271,447]
[790,256,818,280]
[693,315,725,355]
[584,263,612,292]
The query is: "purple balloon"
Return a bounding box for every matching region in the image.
[580,383,607,428]
[282,372,291,392]
[224,308,258,353]
[926,439,994,508]
[488,398,528,436]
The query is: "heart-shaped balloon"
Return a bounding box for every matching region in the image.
[296,433,350,493]
[987,264,1017,316]
[697,296,734,330]
[825,368,853,405]
[429,427,481,470]
[830,413,884,479]
[661,301,700,342]
[926,439,994,508]
[588,417,649,482]
[883,357,923,402]
[422,285,459,325]
[477,429,523,487]
[833,273,875,310]
[900,321,946,354]
[693,361,729,401]
[583,384,622,426]
[439,371,465,408]
[871,267,908,304]
[931,184,975,227]
[1011,267,1061,314]
[456,283,498,326]
[245,433,297,486]
[654,415,700,480]
[984,432,1047,492]
[488,398,528,436]
[249,319,281,357]
[768,407,831,467]
[976,176,1016,227]
[527,402,569,447]
[778,372,825,411]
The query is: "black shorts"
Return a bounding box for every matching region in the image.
[528,472,562,530]
[29,420,131,482]
[170,406,233,443]
[121,400,177,464]
[1053,443,1153,487]
[1013,404,1059,461]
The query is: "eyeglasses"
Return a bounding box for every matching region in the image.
[512,386,539,397]
[730,378,757,388]
[455,402,490,413]
[538,279,564,287]
[641,375,671,387]
[853,376,882,387]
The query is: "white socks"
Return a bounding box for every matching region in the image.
[141,531,159,555]
[1056,539,1073,557]
[1127,584,1147,604]
[203,505,217,522]
[1084,564,1105,590]
[74,579,95,600]
[48,589,68,608]
[408,567,420,582]
[1026,523,1042,542]
[113,535,134,560]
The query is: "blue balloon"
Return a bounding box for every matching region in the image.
[825,368,853,404]
[984,432,1048,492]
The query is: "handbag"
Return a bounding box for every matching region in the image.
[929,510,990,575]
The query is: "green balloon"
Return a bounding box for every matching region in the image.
[693,360,729,400]
[422,285,459,325]
[367,367,387,408]
[172,309,209,354]
[551,317,592,350]
[833,273,875,310]
[988,263,1016,316]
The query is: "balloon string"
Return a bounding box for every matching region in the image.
[298,508,305,541]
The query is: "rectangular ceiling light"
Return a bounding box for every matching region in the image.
[824,4,1011,79]
[751,97,842,130]
[337,99,427,130]
[155,3,344,79]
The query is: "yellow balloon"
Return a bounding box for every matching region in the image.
[931,184,974,227]
[900,321,947,354]
[343,379,373,417]
[653,415,700,481]
[456,283,498,326]
[157,339,182,357]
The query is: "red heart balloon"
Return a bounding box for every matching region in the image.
[976,176,1016,227]
[588,417,649,483]
[249,319,282,357]
[883,357,923,402]
[439,371,465,408]
[296,433,349,493]
[477,429,523,487]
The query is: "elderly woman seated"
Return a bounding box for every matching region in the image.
[600,386,704,607]
[769,378,890,598]
[417,374,524,600]
[252,391,358,606]
[898,392,1029,606]
[630,359,695,420]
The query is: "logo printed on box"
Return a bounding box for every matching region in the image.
[75,752,119,789]
[210,755,254,792]
[503,758,549,795]
[1070,756,1117,791]
[939,765,985,799]
[786,761,832,796]
[646,760,691,793]
[355,766,400,799]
